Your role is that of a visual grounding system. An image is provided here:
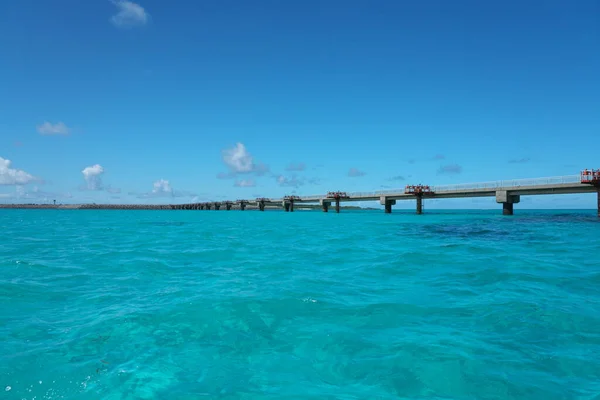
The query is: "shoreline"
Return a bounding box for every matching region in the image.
[0,204,374,210]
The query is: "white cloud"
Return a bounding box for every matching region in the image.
[0,185,65,202]
[152,179,172,194]
[221,143,269,176]
[234,179,256,187]
[136,179,196,199]
[348,168,366,177]
[222,142,254,173]
[37,122,71,135]
[82,164,104,190]
[110,1,149,28]
[0,157,36,185]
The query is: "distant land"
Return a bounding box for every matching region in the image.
[0,204,377,211]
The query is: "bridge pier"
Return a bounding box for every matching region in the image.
[206,204,211,210]
[416,195,423,214]
[320,199,330,212]
[597,187,600,218]
[335,199,341,213]
[496,191,520,216]
[214,203,220,211]
[239,202,246,211]
[380,196,396,213]
[225,203,232,211]
[283,202,290,212]
[258,201,265,211]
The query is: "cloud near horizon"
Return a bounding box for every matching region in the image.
[110,0,149,28]
[137,179,196,199]
[81,164,104,190]
[152,179,172,195]
[220,142,269,177]
[0,157,37,185]
[37,121,71,135]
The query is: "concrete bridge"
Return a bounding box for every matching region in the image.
[170,174,600,217]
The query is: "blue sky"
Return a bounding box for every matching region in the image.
[1,0,598,208]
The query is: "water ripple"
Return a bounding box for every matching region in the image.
[1,209,599,399]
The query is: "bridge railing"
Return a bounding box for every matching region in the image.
[431,175,580,192]
[272,175,582,202]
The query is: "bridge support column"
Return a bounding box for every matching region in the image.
[206,204,211,210]
[283,202,290,212]
[214,203,220,211]
[380,196,396,214]
[240,202,246,211]
[259,201,265,211]
[335,199,341,213]
[226,203,232,211]
[596,187,600,218]
[320,200,330,212]
[416,195,423,215]
[496,191,520,216]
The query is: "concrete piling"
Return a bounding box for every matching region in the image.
[335,199,340,213]
[225,203,232,211]
[380,196,396,214]
[496,190,520,216]
[416,196,423,215]
[320,199,330,212]
[259,201,265,212]
[283,202,290,212]
[597,187,600,218]
[214,203,220,211]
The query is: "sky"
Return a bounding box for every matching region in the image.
[1,0,599,208]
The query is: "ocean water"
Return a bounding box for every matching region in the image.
[1,209,600,400]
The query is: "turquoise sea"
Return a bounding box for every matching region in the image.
[1,209,599,399]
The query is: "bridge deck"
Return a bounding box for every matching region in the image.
[265,183,595,204]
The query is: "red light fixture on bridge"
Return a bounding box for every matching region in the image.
[404,185,435,195]
[326,191,349,200]
[581,169,600,185]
